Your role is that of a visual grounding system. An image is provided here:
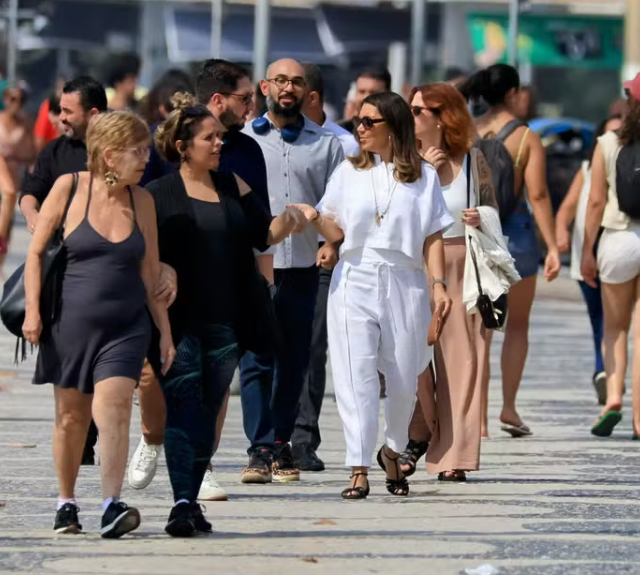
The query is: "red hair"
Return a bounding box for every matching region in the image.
[409,83,476,158]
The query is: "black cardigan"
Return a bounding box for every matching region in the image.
[146,170,279,368]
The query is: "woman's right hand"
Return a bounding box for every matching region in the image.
[22,312,42,344]
[581,251,598,288]
[284,206,309,234]
[287,203,318,223]
[423,147,447,169]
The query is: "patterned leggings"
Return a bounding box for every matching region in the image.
[159,324,239,502]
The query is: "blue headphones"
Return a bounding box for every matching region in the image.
[251,116,303,143]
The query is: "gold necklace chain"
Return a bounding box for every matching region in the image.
[371,164,399,225]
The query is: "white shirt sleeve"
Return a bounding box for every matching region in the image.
[424,167,455,237]
[316,161,346,229]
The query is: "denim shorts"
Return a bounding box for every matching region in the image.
[502,204,540,279]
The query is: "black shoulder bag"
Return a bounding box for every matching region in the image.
[1,172,78,359]
[466,153,508,330]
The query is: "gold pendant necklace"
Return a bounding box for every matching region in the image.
[371,164,398,224]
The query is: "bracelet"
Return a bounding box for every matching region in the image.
[432,278,447,290]
[312,209,321,221]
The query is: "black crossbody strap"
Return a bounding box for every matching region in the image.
[53,172,79,244]
[466,154,484,297]
[466,152,471,209]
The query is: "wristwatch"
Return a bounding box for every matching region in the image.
[432,278,447,290]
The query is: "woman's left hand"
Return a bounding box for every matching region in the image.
[159,334,176,376]
[462,208,481,228]
[433,284,452,320]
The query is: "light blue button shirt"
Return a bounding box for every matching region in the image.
[243,114,345,269]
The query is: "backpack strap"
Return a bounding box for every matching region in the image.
[495,119,526,143]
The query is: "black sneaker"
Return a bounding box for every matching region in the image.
[241,448,273,484]
[54,503,82,534]
[272,443,300,482]
[292,444,325,472]
[190,502,212,533]
[100,501,141,539]
[165,502,196,538]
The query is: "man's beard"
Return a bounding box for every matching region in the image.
[62,122,84,140]
[267,95,302,119]
[218,108,244,132]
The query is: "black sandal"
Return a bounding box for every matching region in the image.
[341,472,370,500]
[437,470,467,483]
[399,440,429,477]
[376,446,409,496]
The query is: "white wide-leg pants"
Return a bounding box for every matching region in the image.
[327,255,432,467]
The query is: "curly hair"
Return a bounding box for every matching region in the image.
[154,92,214,163]
[86,110,150,176]
[409,83,476,158]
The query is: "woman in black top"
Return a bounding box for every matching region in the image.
[147,93,307,537]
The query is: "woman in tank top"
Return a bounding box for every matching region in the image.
[460,64,560,439]
[555,116,622,406]
[148,93,308,536]
[23,110,175,538]
[398,82,498,482]
[582,74,640,439]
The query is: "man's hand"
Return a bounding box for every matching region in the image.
[155,263,178,308]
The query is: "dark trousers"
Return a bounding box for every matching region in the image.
[291,266,331,451]
[160,324,239,502]
[578,279,604,375]
[239,266,318,450]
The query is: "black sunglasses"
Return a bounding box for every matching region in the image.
[353,116,385,130]
[219,92,254,106]
[411,105,440,117]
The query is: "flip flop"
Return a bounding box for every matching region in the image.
[500,423,532,438]
[591,410,622,437]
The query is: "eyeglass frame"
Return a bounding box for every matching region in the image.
[411,105,441,117]
[353,116,386,130]
[266,75,307,91]
[218,92,254,106]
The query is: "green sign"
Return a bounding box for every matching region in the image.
[467,13,623,69]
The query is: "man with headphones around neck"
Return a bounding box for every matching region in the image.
[243,58,344,482]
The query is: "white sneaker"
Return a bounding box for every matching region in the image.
[128,437,163,490]
[198,469,228,501]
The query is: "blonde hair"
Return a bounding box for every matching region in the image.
[86,110,150,176]
[154,92,214,163]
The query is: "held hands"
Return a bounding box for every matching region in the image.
[423,147,447,170]
[284,205,310,234]
[287,203,318,224]
[155,264,178,308]
[316,242,338,270]
[22,312,42,345]
[544,249,561,282]
[461,208,481,228]
[159,334,176,376]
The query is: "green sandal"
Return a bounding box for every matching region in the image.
[591,410,622,437]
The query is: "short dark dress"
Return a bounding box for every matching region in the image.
[34,179,150,394]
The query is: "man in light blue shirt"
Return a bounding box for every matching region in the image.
[242,58,344,482]
[290,63,356,471]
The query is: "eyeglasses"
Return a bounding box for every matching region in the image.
[220,92,254,106]
[411,105,440,117]
[267,75,307,91]
[126,146,150,159]
[353,116,385,130]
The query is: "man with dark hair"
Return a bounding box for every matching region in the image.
[107,52,141,111]
[19,75,108,466]
[340,66,392,133]
[20,75,107,231]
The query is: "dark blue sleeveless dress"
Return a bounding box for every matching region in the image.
[34,179,150,394]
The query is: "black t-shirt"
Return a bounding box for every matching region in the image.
[190,198,235,325]
[20,137,87,206]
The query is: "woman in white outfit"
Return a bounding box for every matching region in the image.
[291,92,453,499]
[582,73,640,439]
[555,115,622,405]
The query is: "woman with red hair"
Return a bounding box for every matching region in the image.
[403,82,498,482]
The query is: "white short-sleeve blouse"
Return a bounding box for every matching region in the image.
[317,157,454,267]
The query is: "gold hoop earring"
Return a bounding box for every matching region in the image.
[104,170,119,187]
